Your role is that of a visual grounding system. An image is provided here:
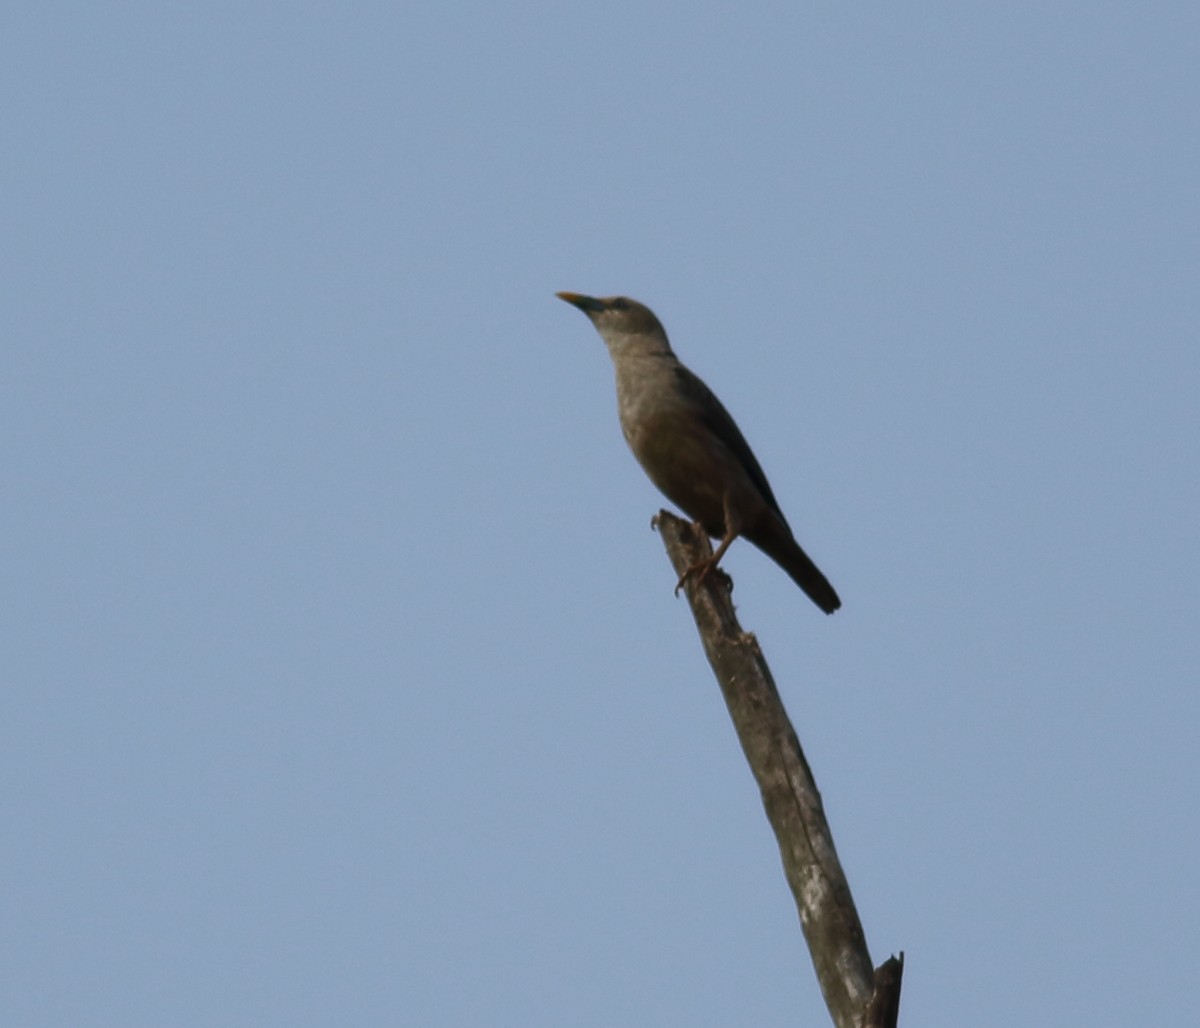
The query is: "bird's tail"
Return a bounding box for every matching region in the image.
[753,526,841,614]
[782,543,841,614]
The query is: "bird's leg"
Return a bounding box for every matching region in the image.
[673,496,742,595]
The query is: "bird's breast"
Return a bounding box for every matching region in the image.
[620,410,733,534]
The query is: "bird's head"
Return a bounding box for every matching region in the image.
[556,292,673,357]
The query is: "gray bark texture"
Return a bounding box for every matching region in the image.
[653,511,903,1028]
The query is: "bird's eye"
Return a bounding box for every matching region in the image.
[612,298,629,310]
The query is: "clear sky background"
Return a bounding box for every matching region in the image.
[4,4,1197,1026]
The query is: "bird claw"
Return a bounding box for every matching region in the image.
[674,559,721,596]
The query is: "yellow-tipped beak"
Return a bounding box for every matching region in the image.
[556,291,601,312]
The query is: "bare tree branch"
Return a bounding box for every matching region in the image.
[653,511,903,1028]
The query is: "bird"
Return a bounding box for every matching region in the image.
[556,292,841,615]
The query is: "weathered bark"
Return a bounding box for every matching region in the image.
[653,511,902,1028]
[863,954,904,1028]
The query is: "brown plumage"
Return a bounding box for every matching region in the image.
[557,292,841,615]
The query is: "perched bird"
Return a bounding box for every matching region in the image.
[557,292,841,615]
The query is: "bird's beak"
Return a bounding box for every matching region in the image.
[556,291,603,313]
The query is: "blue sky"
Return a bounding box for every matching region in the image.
[4,4,1197,1025]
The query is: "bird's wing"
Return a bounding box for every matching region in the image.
[672,364,791,532]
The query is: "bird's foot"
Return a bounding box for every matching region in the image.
[673,561,705,596]
[673,559,731,597]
